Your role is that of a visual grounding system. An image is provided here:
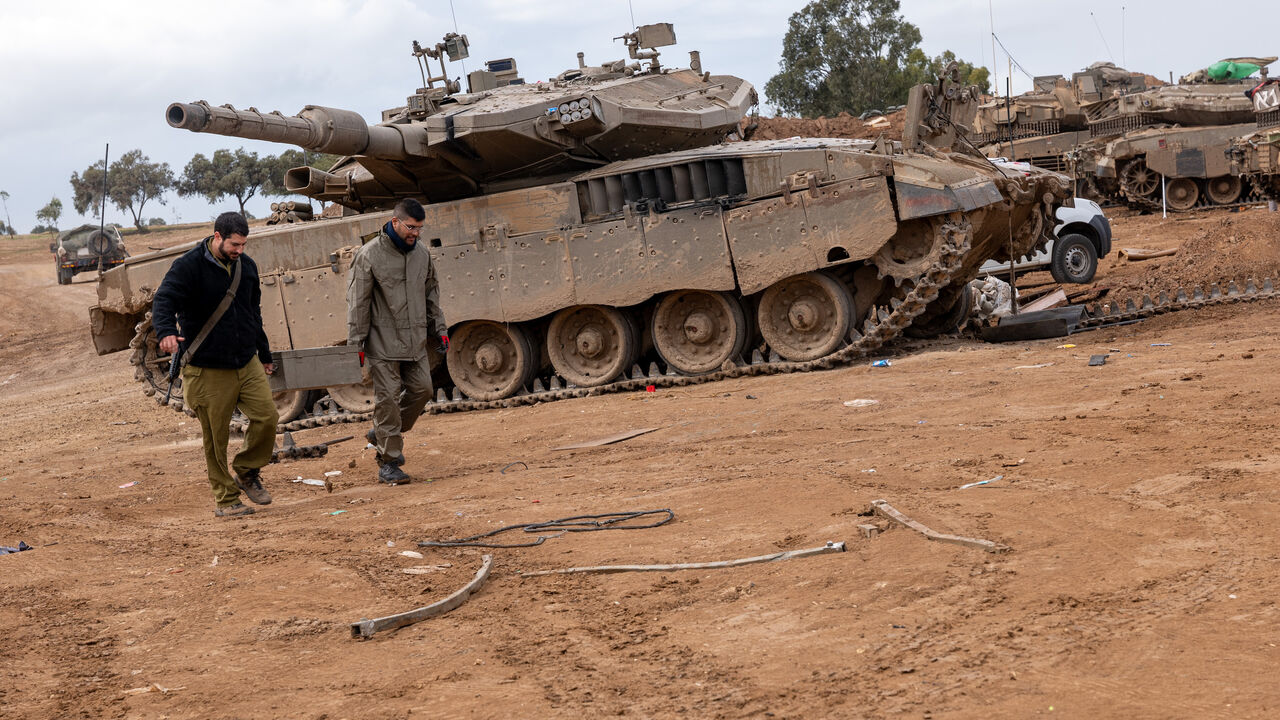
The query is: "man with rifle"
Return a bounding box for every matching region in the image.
[153,212,278,517]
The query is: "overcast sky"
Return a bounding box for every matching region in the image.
[0,0,1260,234]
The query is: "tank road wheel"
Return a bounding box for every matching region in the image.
[1165,178,1200,211]
[446,320,537,401]
[546,305,638,388]
[756,272,854,361]
[272,390,310,423]
[651,290,747,375]
[327,378,376,412]
[1119,159,1160,199]
[873,218,945,284]
[1205,175,1242,205]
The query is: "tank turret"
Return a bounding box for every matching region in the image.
[167,24,755,211]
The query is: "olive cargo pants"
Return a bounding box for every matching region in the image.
[367,355,434,467]
[182,357,279,508]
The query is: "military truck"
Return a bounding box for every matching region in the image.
[90,23,1069,425]
[51,224,129,284]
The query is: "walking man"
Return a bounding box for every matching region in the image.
[153,211,278,517]
[347,198,448,485]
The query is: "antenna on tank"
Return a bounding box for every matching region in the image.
[1121,5,1126,68]
[988,0,998,100]
[1090,11,1115,63]
[98,143,109,275]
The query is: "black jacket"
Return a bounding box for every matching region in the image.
[152,237,272,369]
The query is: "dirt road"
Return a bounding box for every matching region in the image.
[2,208,1278,718]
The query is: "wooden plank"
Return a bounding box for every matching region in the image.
[1022,288,1067,312]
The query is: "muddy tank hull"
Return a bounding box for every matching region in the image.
[1075,123,1261,211]
[427,138,1066,400]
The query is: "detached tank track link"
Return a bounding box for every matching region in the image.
[1077,277,1279,330]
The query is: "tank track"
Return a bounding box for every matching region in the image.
[132,221,1279,432]
[1111,173,1265,213]
[132,218,973,431]
[1076,277,1278,330]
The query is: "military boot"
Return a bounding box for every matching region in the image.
[378,463,411,485]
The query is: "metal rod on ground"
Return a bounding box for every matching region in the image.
[1006,75,1018,316]
[350,554,492,639]
[869,499,1011,553]
[520,541,845,577]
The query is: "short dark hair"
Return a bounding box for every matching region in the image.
[394,198,426,222]
[214,211,250,240]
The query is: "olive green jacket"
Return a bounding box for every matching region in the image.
[346,225,447,361]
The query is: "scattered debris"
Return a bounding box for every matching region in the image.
[1151,343,1172,347]
[959,475,1003,490]
[870,359,891,367]
[398,550,425,560]
[123,683,185,696]
[270,433,355,463]
[843,399,879,407]
[1088,354,1108,366]
[210,555,219,567]
[858,524,881,538]
[329,510,347,516]
[553,427,659,451]
[520,541,845,577]
[324,470,342,477]
[0,542,32,555]
[868,499,1011,553]
[1057,344,1076,349]
[1012,362,1054,370]
[118,481,140,489]
[402,564,452,575]
[351,555,492,639]
[1119,247,1177,261]
[500,461,528,474]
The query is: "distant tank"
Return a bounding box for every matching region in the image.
[981,59,1274,212]
[52,223,128,284]
[89,24,1069,425]
[1226,78,1280,202]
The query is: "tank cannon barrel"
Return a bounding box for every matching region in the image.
[165,101,411,159]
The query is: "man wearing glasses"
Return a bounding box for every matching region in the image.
[347,198,449,485]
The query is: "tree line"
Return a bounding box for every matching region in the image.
[14,148,338,236]
[765,0,990,118]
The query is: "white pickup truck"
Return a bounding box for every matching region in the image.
[980,166,1113,284]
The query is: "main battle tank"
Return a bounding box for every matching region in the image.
[981,59,1275,212]
[90,24,1068,425]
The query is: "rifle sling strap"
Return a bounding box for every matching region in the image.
[181,259,242,366]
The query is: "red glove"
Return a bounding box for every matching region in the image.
[439,334,450,353]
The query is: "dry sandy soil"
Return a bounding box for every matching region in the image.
[3,205,1280,719]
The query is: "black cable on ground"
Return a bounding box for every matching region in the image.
[418,509,675,549]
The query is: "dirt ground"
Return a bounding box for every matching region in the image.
[3,204,1280,720]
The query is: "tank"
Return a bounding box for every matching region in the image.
[984,59,1274,212]
[52,223,128,284]
[1226,78,1280,202]
[89,25,1069,424]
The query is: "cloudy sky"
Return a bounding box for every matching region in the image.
[0,0,1259,233]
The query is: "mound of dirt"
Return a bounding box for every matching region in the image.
[745,109,905,142]
[1107,208,1280,297]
